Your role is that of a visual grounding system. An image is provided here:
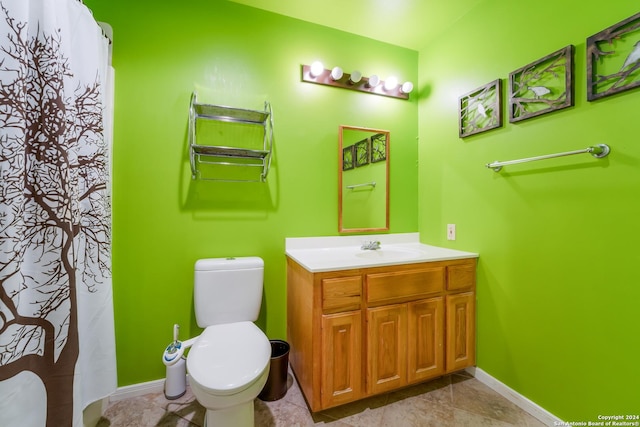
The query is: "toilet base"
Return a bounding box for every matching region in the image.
[204,400,254,427]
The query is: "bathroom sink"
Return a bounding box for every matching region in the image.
[354,248,423,260]
[285,236,479,272]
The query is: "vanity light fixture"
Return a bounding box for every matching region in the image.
[309,61,324,78]
[301,62,412,100]
[401,81,414,94]
[384,76,398,91]
[330,66,344,81]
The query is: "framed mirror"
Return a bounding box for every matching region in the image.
[339,125,390,233]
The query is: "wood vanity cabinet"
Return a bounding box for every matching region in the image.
[286,256,476,412]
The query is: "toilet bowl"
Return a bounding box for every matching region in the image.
[188,322,271,426]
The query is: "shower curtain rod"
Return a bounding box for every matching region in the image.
[486,144,610,172]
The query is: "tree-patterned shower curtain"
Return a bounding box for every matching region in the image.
[0,0,116,426]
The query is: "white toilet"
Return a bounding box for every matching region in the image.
[187,257,271,427]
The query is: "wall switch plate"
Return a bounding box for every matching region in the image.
[447,224,456,240]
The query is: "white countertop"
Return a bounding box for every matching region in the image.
[285,233,478,272]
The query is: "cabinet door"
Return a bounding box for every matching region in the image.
[445,292,475,372]
[321,311,362,408]
[408,298,444,383]
[366,304,407,395]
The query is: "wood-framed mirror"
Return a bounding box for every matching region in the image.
[339,125,390,233]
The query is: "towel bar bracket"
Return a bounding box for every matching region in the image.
[590,143,610,158]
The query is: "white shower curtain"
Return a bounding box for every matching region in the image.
[0,1,116,426]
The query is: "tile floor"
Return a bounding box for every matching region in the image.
[96,370,548,427]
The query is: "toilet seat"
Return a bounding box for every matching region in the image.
[187,321,271,396]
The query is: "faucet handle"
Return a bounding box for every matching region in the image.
[361,240,381,250]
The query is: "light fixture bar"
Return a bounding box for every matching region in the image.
[301,65,410,100]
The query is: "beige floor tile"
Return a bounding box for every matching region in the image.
[96,371,549,427]
[452,407,520,426]
[451,375,537,426]
[391,375,453,406]
[96,392,202,427]
[255,398,316,426]
[277,372,311,410]
[314,393,389,427]
[380,394,455,427]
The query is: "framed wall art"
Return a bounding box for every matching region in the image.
[342,145,354,171]
[587,12,640,101]
[354,139,369,167]
[370,133,387,162]
[508,45,574,123]
[458,79,502,138]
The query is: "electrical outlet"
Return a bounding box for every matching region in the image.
[447,224,456,241]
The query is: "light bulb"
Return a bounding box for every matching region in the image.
[349,70,362,84]
[384,76,398,91]
[309,61,324,77]
[367,74,380,87]
[330,66,343,81]
[401,81,414,94]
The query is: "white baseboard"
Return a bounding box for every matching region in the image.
[109,378,165,402]
[109,375,191,402]
[467,367,562,426]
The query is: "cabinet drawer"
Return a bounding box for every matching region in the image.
[322,276,362,313]
[446,262,476,291]
[366,267,444,307]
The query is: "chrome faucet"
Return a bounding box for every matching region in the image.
[361,240,381,250]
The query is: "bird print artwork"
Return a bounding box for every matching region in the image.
[528,86,551,99]
[508,45,573,121]
[620,40,640,71]
[476,102,488,118]
[459,78,502,138]
[587,13,640,101]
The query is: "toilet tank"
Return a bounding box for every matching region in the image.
[194,257,264,328]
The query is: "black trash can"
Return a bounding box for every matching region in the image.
[258,340,290,401]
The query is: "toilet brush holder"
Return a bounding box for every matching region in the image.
[164,356,186,400]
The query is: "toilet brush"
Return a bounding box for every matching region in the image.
[163,324,186,399]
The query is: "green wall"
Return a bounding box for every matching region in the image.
[418,0,639,422]
[84,0,418,386]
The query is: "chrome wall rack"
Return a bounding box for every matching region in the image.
[189,92,273,182]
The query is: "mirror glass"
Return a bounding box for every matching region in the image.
[339,125,389,233]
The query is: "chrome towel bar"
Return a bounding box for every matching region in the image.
[346,181,376,189]
[486,144,610,172]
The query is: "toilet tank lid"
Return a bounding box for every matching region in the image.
[195,257,264,271]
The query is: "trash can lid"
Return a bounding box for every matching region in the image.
[187,322,270,394]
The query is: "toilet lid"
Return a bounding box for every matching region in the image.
[187,322,271,394]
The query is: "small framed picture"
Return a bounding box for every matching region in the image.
[342,145,354,171]
[587,12,640,101]
[370,133,387,163]
[458,79,502,138]
[508,45,574,123]
[354,139,369,167]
